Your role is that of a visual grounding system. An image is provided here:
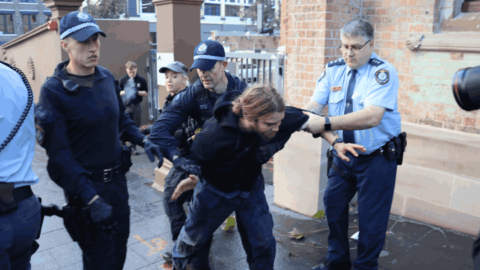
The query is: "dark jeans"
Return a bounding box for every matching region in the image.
[163,166,193,241]
[0,194,41,270]
[64,173,130,270]
[172,179,276,270]
[125,103,142,150]
[474,228,480,270]
[324,151,397,270]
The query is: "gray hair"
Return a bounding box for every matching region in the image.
[340,20,374,41]
[182,73,190,87]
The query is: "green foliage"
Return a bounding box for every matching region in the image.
[240,0,280,31]
[84,0,128,19]
[313,210,325,220]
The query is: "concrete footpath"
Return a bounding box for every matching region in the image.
[30,144,477,270]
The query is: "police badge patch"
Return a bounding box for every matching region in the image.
[375,69,389,85]
[77,12,90,22]
[35,125,44,145]
[197,43,208,55]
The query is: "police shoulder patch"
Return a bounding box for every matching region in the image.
[375,69,389,85]
[318,69,326,81]
[327,58,345,67]
[369,58,384,66]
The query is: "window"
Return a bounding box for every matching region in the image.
[0,14,14,34]
[462,0,480,12]
[20,0,36,3]
[225,5,240,16]
[0,0,13,2]
[204,4,220,16]
[22,14,38,33]
[141,0,155,13]
[435,0,480,32]
[44,13,51,21]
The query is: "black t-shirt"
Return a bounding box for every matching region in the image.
[62,66,95,88]
[118,74,148,105]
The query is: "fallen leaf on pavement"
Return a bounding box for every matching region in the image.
[224,216,236,232]
[313,210,325,220]
[289,228,304,240]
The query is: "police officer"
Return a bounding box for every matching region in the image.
[0,61,41,270]
[119,61,149,155]
[35,11,162,270]
[144,62,194,263]
[142,61,191,143]
[149,40,248,263]
[169,84,365,270]
[303,19,403,270]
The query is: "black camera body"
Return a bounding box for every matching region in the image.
[452,66,480,111]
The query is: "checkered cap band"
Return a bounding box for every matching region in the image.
[60,22,99,40]
[194,55,226,61]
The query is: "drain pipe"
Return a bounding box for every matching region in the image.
[257,0,263,33]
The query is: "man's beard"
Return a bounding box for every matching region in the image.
[253,124,277,141]
[259,132,276,141]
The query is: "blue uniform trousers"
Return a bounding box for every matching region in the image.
[163,167,194,241]
[172,179,276,270]
[325,151,397,270]
[64,173,130,270]
[0,195,41,270]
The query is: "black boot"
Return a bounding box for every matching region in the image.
[162,251,173,263]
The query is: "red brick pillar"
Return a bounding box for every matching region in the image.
[42,0,83,19]
[151,0,204,192]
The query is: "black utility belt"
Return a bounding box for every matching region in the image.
[326,132,407,182]
[0,184,34,216]
[87,162,124,182]
[344,132,407,164]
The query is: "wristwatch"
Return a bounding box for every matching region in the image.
[324,117,332,131]
[332,138,344,148]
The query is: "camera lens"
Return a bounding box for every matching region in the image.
[452,66,480,111]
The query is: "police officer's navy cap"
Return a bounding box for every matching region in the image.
[59,11,106,42]
[159,61,188,75]
[190,40,226,72]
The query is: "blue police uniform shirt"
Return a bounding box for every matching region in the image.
[312,52,401,155]
[0,62,39,188]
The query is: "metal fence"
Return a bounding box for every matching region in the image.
[147,49,159,121]
[225,52,285,97]
[146,51,286,120]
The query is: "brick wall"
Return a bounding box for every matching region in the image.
[280,0,480,134]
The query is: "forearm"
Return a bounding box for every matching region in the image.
[45,149,97,203]
[149,121,182,161]
[303,100,326,115]
[119,115,145,145]
[321,130,340,145]
[330,108,379,131]
[138,91,148,96]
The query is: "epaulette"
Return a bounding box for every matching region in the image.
[369,58,384,66]
[327,58,345,67]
